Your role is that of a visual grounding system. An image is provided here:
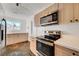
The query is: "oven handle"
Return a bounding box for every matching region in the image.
[37,39,54,46]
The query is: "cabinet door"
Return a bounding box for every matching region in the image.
[41,9,49,17]
[58,3,64,24]
[34,14,41,27]
[34,3,58,27]
[30,37,37,55]
[48,3,58,14]
[55,44,79,56]
[74,3,79,22]
[59,3,74,24]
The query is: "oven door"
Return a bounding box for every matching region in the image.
[36,40,54,56]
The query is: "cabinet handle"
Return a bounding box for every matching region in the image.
[70,20,73,22]
[72,53,76,55]
[75,19,78,22]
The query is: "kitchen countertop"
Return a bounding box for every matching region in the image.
[55,35,79,52]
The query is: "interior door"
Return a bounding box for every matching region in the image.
[0,18,6,49]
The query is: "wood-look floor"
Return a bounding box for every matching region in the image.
[0,41,35,56]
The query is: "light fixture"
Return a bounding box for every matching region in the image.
[16,3,19,6]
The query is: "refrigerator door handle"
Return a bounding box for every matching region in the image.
[1,30,4,41]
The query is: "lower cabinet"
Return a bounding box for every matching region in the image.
[55,44,79,56]
[30,37,38,55]
[6,33,28,45]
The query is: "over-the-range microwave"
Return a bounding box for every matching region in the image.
[40,11,58,26]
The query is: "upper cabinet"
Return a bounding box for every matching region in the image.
[34,13,41,26]
[59,3,74,24]
[34,3,79,27]
[59,3,79,24]
[34,3,58,27]
[73,3,79,22]
[47,3,58,15]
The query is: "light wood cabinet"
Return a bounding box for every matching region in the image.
[74,3,79,22]
[58,3,64,24]
[59,3,74,24]
[47,3,58,15]
[34,3,58,27]
[55,44,79,56]
[34,13,40,26]
[41,3,58,17]
[6,33,28,45]
[59,3,79,24]
[34,3,79,26]
[30,37,37,55]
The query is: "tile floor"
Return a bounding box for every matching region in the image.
[0,41,35,56]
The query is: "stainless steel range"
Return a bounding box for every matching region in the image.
[36,31,61,56]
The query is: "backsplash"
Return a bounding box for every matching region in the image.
[35,23,79,37]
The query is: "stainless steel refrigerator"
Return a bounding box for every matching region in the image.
[0,18,6,49]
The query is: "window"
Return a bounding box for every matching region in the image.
[13,22,21,30]
[7,20,21,31]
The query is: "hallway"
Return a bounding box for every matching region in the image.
[0,41,35,56]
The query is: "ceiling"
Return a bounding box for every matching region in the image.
[0,3,52,18]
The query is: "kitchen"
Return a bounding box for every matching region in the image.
[30,3,79,56]
[0,3,79,56]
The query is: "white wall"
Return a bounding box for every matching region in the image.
[6,19,27,34]
[0,14,29,34]
[27,16,37,37]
